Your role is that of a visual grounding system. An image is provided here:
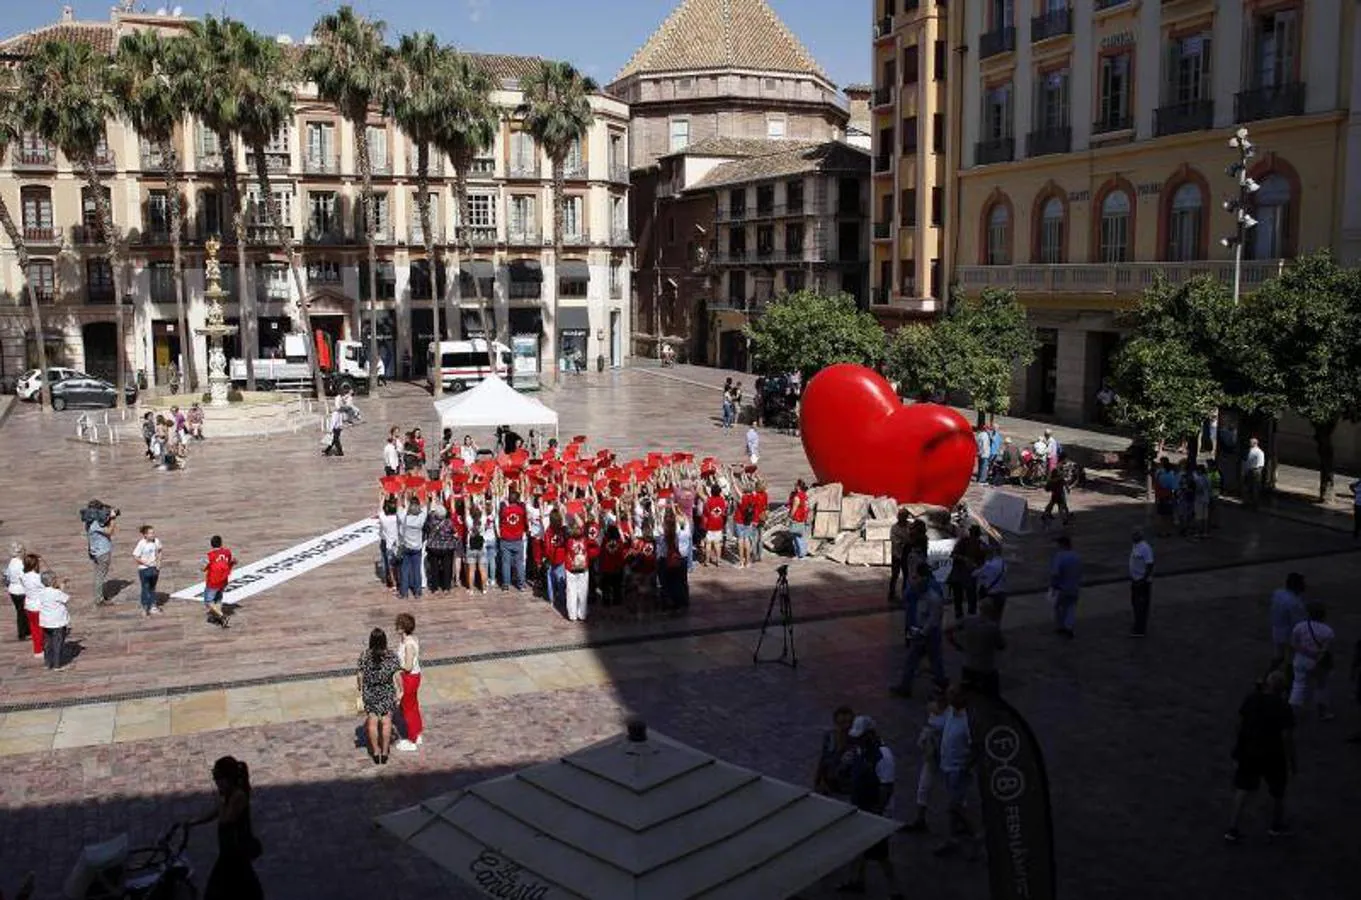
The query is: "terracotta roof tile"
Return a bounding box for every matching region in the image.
[0,22,115,58]
[664,136,819,160]
[614,0,827,82]
[466,52,547,85]
[688,140,869,190]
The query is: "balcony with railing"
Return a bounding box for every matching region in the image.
[197,151,224,172]
[979,26,1017,60]
[561,229,591,246]
[1026,126,1072,157]
[872,86,894,108]
[1154,98,1214,137]
[407,151,444,177]
[92,144,116,170]
[245,224,297,245]
[13,144,56,170]
[710,295,765,314]
[256,278,292,303]
[874,154,893,174]
[408,222,443,245]
[245,150,292,175]
[609,162,630,184]
[307,265,343,286]
[507,228,542,247]
[139,227,172,245]
[140,145,168,170]
[956,259,1287,296]
[1235,82,1306,123]
[874,16,893,39]
[1031,8,1072,42]
[303,154,341,175]
[469,157,496,179]
[370,154,393,176]
[305,225,350,245]
[508,158,541,179]
[71,225,104,245]
[1093,112,1133,135]
[563,160,588,180]
[22,225,59,244]
[873,221,892,241]
[456,226,498,247]
[974,137,1015,165]
[369,224,396,244]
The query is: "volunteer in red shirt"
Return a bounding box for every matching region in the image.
[751,479,770,562]
[598,524,628,614]
[202,535,234,628]
[563,524,591,622]
[788,479,810,559]
[545,508,567,607]
[735,487,760,569]
[701,485,728,566]
[497,489,528,591]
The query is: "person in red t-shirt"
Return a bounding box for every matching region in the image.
[546,510,567,607]
[497,489,529,591]
[788,479,810,559]
[701,485,728,566]
[751,480,770,563]
[563,524,591,622]
[735,488,759,569]
[201,535,234,628]
[598,524,627,613]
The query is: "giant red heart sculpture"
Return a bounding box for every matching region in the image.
[799,364,976,507]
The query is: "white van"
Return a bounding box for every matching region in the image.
[427,340,513,392]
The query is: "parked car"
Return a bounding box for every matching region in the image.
[15,367,84,401]
[48,375,138,411]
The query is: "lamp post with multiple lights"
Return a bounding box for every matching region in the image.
[1222,126,1260,306]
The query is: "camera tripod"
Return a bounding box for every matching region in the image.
[753,564,797,669]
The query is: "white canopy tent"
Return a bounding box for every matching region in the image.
[433,376,559,438]
[375,723,899,900]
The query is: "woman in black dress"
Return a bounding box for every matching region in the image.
[187,755,263,900]
[358,628,402,764]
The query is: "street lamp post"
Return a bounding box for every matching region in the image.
[1221,126,1260,306]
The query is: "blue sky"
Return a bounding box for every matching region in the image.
[12,1,869,88]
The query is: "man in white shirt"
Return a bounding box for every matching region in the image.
[936,686,974,855]
[382,430,401,476]
[1129,528,1155,637]
[1243,437,1266,507]
[323,407,345,457]
[37,572,71,670]
[837,715,906,900]
[132,525,163,617]
[745,425,760,465]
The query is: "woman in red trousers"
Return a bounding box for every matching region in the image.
[394,613,423,751]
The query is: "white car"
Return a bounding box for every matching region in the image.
[15,367,84,401]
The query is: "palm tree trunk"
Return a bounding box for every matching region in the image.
[220,130,254,390]
[83,161,128,409]
[416,143,441,397]
[0,197,51,411]
[251,144,326,401]
[355,124,380,393]
[454,167,496,374]
[545,160,565,387]
[161,139,195,392]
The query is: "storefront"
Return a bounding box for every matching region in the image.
[459,306,498,340]
[508,307,543,385]
[360,310,395,378]
[458,260,496,306]
[507,259,542,302]
[557,305,589,373]
[151,319,184,385]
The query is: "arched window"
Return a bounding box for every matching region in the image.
[985,203,1011,265]
[1166,182,1204,261]
[1037,196,1064,264]
[1098,189,1131,263]
[1249,174,1291,260]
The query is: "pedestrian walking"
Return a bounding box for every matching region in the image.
[202,536,234,628]
[86,503,116,606]
[947,598,1005,697]
[835,716,907,899]
[888,509,912,602]
[1225,672,1295,843]
[1049,535,1082,638]
[1041,466,1071,526]
[973,542,1008,620]
[1128,528,1155,637]
[1243,437,1267,507]
[323,406,345,457]
[394,613,423,752]
[934,686,975,856]
[745,424,760,466]
[356,628,402,765]
[185,756,264,900]
[36,572,70,670]
[20,554,43,659]
[132,525,163,617]
[7,541,28,643]
[1289,601,1335,720]
[1269,573,1307,668]
[813,705,857,798]
[903,687,947,833]
[892,564,947,698]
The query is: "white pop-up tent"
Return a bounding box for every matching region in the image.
[433,376,559,437]
[375,722,900,900]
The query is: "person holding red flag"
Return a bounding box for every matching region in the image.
[598,523,627,616]
[701,484,728,566]
[563,523,591,622]
[497,489,529,591]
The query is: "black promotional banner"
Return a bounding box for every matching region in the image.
[969,694,1057,900]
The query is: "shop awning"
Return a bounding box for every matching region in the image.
[557,259,591,282]
[509,259,544,283]
[460,307,496,338]
[557,306,590,331]
[458,260,495,298]
[509,307,543,335]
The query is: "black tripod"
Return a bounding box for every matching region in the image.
[753,564,797,668]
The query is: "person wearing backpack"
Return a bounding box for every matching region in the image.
[734,485,759,569]
[202,536,234,628]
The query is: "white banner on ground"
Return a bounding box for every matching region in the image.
[171,517,381,605]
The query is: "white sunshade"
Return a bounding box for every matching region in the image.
[375,725,900,900]
[434,375,559,432]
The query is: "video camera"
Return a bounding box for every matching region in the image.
[79,499,119,528]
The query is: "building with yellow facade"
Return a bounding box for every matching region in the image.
[952,0,1351,426]
[868,0,952,326]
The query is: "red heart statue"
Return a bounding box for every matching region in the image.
[799,364,976,507]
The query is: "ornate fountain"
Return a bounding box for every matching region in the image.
[195,236,238,408]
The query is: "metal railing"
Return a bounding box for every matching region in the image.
[139,229,172,245]
[140,147,168,170]
[22,226,58,243]
[14,147,56,169]
[407,153,444,177]
[975,137,1015,165]
[872,86,894,108]
[508,159,540,179]
[408,224,443,244]
[197,152,224,172]
[979,26,1017,60]
[307,267,343,285]
[874,16,893,38]
[1026,126,1071,158]
[303,154,341,175]
[304,226,350,245]
[469,158,496,177]
[561,230,590,245]
[873,222,892,240]
[956,260,1288,295]
[1092,113,1133,135]
[507,228,542,246]
[371,156,393,176]
[1235,82,1306,123]
[71,225,104,245]
[563,161,588,180]
[1154,98,1214,137]
[609,162,630,184]
[245,151,291,174]
[457,226,498,247]
[1031,8,1072,42]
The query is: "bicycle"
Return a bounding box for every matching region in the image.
[63,823,196,900]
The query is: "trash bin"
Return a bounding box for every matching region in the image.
[597,354,605,372]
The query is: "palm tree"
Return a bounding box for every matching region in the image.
[0,80,52,411]
[436,51,499,375]
[184,16,256,389]
[19,39,130,407]
[391,32,448,395]
[110,29,197,393]
[234,28,327,401]
[305,6,390,394]
[518,61,596,385]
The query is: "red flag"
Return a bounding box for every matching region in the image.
[380,476,403,495]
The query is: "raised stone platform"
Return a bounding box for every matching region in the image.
[122,392,324,439]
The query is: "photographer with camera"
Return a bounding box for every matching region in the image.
[81,500,118,606]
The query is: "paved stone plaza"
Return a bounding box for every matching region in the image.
[0,367,1358,900]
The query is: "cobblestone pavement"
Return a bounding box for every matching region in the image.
[0,372,1358,900]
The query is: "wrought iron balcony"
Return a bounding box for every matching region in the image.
[561,230,590,246]
[1092,113,1133,135]
[979,26,1016,60]
[873,222,892,240]
[87,286,117,305]
[408,223,443,244]
[407,152,444,177]
[245,151,291,174]
[92,146,116,170]
[457,226,498,247]
[469,158,496,178]
[22,225,58,243]
[956,259,1287,296]
[872,86,894,108]
[303,154,341,175]
[974,137,1015,165]
[509,159,541,179]
[13,146,56,169]
[1031,8,1072,42]
[370,155,392,176]
[139,228,172,245]
[874,16,893,39]
[140,147,168,170]
[1235,82,1306,124]
[563,161,588,180]
[1154,99,1214,137]
[874,155,893,174]
[1026,126,1072,158]
[305,226,350,245]
[611,228,633,246]
[507,228,543,246]
[609,162,630,184]
[197,152,224,172]
[71,225,104,245]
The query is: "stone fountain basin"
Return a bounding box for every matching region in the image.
[123,391,324,439]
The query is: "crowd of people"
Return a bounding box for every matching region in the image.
[139,403,205,471]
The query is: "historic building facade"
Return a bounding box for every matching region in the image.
[0,7,632,387]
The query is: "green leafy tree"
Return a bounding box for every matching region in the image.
[518,61,596,384]
[306,6,391,393]
[0,79,52,411]
[1245,251,1361,500]
[19,39,130,407]
[885,323,948,400]
[746,290,885,381]
[1110,335,1222,497]
[110,29,197,392]
[945,286,1036,420]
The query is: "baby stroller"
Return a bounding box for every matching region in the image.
[63,824,196,899]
